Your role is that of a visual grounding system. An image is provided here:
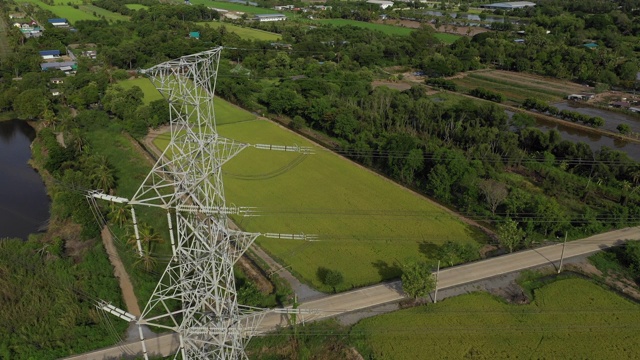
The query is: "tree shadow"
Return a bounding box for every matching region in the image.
[372,260,401,279]
[419,241,440,259]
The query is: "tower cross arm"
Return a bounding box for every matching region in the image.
[89,191,130,204]
[253,143,314,155]
[262,233,319,241]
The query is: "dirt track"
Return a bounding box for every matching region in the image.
[101,226,141,316]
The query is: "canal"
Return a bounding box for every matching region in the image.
[0,119,50,240]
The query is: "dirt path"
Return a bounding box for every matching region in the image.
[101,226,141,316]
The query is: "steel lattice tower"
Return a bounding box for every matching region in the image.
[93,47,313,359]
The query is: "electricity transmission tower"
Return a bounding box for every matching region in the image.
[92,47,314,359]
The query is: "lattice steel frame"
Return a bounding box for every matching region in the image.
[130,47,269,359]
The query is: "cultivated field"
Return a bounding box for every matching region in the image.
[316,19,461,44]
[352,278,640,358]
[123,78,484,291]
[187,0,280,14]
[18,0,128,23]
[196,21,281,41]
[451,70,587,104]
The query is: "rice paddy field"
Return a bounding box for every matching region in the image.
[451,70,586,104]
[196,21,281,41]
[314,19,461,44]
[121,78,486,291]
[352,278,640,359]
[18,0,128,23]
[187,0,280,14]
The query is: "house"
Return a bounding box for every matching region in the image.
[514,39,525,43]
[189,31,200,39]
[253,14,286,22]
[630,107,640,113]
[50,89,61,96]
[39,50,61,59]
[611,101,630,109]
[9,13,26,19]
[274,5,294,10]
[40,61,77,72]
[366,0,394,9]
[481,1,536,10]
[583,43,598,49]
[48,18,69,27]
[50,78,64,85]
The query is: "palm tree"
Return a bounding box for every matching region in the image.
[90,155,116,192]
[134,249,157,272]
[108,203,130,228]
[137,222,164,252]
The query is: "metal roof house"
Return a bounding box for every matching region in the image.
[40,61,77,71]
[189,31,200,39]
[48,18,68,26]
[481,1,536,10]
[253,14,287,22]
[366,0,394,9]
[39,50,61,59]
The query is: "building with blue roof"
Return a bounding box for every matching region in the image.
[48,18,69,27]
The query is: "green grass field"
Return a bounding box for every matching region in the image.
[352,278,640,359]
[314,19,460,43]
[122,77,484,291]
[125,3,149,10]
[18,0,128,23]
[187,0,280,14]
[197,21,281,41]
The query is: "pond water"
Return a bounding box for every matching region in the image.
[506,110,640,162]
[0,119,50,240]
[553,101,640,134]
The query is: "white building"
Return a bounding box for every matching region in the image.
[482,1,536,10]
[253,14,287,22]
[366,0,394,9]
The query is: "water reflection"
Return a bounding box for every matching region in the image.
[0,119,50,240]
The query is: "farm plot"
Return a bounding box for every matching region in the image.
[128,77,484,291]
[18,0,128,23]
[187,0,280,14]
[352,278,640,359]
[196,21,281,41]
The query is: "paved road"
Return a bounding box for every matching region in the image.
[63,226,640,360]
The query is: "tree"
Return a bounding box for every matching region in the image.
[617,123,631,135]
[478,179,508,215]
[13,89,46,119]
[497,218,525,253]
[317,267,344,293]
[401,261,436,299]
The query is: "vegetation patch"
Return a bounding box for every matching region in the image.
[18,0,128,23]
[197,21,281,41]
[124,3,149,10]
[315,19,459,43]
[352,278,640,359]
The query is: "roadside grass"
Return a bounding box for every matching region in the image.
[196,21,281,41]
[125,3,149,10]
[187,0,280,14]
[352,278,640,359]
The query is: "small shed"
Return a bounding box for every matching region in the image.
[189,31,200,39]
[583,43,598,49]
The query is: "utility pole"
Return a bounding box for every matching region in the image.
[558,232,567,274]
[434,260,440,304]
[91,47,315,360]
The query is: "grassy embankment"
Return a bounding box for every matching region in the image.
[18,0,129,23]
[197,21,281,41]
[352,277,640,359]
[121,78,486,292]
[315,18,461,44]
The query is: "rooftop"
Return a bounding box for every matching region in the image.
[482,1,536,9]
